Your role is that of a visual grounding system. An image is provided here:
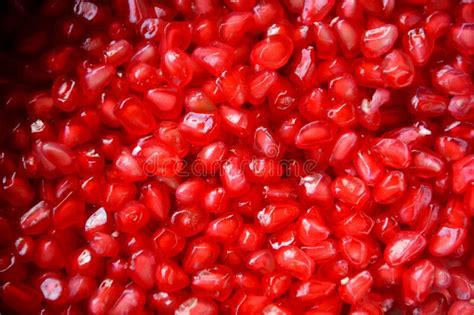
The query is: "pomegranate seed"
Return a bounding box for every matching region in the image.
[339,270,374,304]
[115,97,156,135]
[295,121,336,149]
[192,265,233,301]
[384,231,427,266]
[256,202,301,233]
[382,49,415,88]
[432,64,473,96]
[290,278,336,302]
[402,259,435,305]
[182,238,220,274]
[251,35,294,70]
[156,260,190,292]
[1,282,43,312]
[373,171,407,204]
[332,175,370,209]
[176,297,218,315]
[179,112,220,146]
[274,245,315,280]
[361,24,398,58]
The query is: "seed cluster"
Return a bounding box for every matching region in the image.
[0,0,473,314]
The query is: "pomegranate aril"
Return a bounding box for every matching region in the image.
[152,227,185,258]
[410,149,446,179]
[0,282,43,312]
[191,265,233,301]
[384,231,427,266]
[256,202,301,233]
[275,245,315,280]
[331,18,361,58]
[128,249,156,289]
[251,35,294,70]
[219,12,254,44]
[289,46,318,88]
[108,284,146,314]
[115,97,156,135]
[220,155,249,197]
[115,201,150,234]
[89,232,119,257]
[126,62,162,93]
[382,49,415,88]
[20,201,52,235]
[373,171,407,204]
[362,24,398,58]
[290,278,336,303]
[448,95,474,121]
[313,22,338,59]
[432,64,473,95]
[295,121,336,149]
[354,150,385,185]
[339,270,374,305]
[179,112,220,146]
[339,236,374,269]
[156,260,190,292]
[409,87,449,118]
[176,297,218,315]
[332,175,370,209]
[402,259,435,305]
[37,272,70,308]
[452,155,474,193]
[296,212,330,245]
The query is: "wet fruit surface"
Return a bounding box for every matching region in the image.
[0,0,473,314]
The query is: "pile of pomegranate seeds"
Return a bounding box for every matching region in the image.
[0,0,473,314]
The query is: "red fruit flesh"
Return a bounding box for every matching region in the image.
[0,1,472,314]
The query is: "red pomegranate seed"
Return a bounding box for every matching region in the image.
[402,259,435,305]
[339,270,374,304]
[290,278,336,302]
[274,245,315,280]
[0,282,43,312]
[373,170,407,204]
[384,231,427,266]
[361,24,398,58]
[382,49,415,88]
[256,202,301,233]
[250,35,294,70]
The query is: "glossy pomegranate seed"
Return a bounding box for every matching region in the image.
[115,97,156,135]
[332,175,370,209]
[384,231,427,266]
[295,121,336,149]
[402,259,435,305]
[1,282,43,312]
[176,297,218,315]
[256,202,301,233]
[432,64,473,95]
[339,270,374,304]
[296,211,330,245]
[156,260,190,292]
[290,278,336,303]
[361,24,398,58]
[274,245,315,280]
[373,170,407,204]
[191,265,233,301]
[251,35,294,70]
[161,49,194,88]
[179,112,220,146]
[382,49,415,88]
